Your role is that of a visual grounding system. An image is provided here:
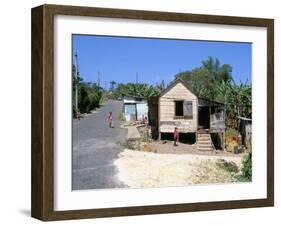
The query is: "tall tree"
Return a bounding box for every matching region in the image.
[176,56,251,128]
[109,80,117,91]
[176,56,233,100]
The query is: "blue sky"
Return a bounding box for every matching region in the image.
[72,35,252,88]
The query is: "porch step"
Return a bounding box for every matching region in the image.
[197,134,211,138]
[197,148,214,152]
[198,143,213,147]
[197,132,214,151]
[197,136,211,141]
[198,132,210,136]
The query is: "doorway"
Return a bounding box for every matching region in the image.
[198,106,210,129]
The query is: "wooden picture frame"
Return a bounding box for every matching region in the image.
[31,4,274,221]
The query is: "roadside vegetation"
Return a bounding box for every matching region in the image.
[72,64,104,116]
[233,152,252,182]
[216,152,252,182]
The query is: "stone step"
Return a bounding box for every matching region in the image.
[198,136,211,140]
[198,144,212,148]
[197,137,211,140]
[198,141,212,145]
[197,138,212,142]
[197,148,214,151]
[196,132,214,151]
[198,133,210,137]
[197,143,213,147]
[197,146,214,151]
[198,139,211,142]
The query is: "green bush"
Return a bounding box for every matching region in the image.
[73,78,104,114]
[226,128,239,137]
[88,92,100,110]
[243,152,252,178]
[216,159,239,173]
[78,87,91,113]
[234,152,252,182]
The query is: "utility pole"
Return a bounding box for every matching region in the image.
[136,72,138,84]
[74,52,79,111]
[97,71,100,87]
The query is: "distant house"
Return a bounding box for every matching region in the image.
[148,78,225,150]
[123,96,148,122]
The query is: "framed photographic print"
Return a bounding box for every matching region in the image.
[31,4,274,221]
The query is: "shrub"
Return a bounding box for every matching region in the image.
[78,86,91,113]
[243,152,252,178]
[88,92,99,110]
[234,152,252,182]
[216,159,239,173]
[118,112,126,122]
[119,139,139,150]
[226,128,239,137]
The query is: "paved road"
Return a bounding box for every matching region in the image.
[72,100,128,190]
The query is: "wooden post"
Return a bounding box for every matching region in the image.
[222,132,225,151]
[135,103,137,121]
[208,106,211,129]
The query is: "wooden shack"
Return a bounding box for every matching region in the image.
[148,78,225,150]
[237,116,252,151]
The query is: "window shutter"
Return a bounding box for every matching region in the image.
[183,101,193,118]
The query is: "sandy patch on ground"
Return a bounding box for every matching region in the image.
[114,149,243,188]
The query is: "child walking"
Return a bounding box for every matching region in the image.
[107,112,113,128]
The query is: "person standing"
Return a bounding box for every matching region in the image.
[173,127,178,146]
[107,112,113,128]
[76,110,80,121]
[144,116,149,128]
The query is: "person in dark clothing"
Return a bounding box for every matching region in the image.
[173,127,178,146]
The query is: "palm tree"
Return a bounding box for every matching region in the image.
[109,80,117,91]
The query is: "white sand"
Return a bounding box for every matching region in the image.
[114,149,243,188]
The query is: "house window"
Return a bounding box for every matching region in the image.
[174,100,193,119]
[175,101,184,116]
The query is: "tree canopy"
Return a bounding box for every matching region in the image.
[176,56,233,101]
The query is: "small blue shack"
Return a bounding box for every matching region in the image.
[123,96,148,122]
